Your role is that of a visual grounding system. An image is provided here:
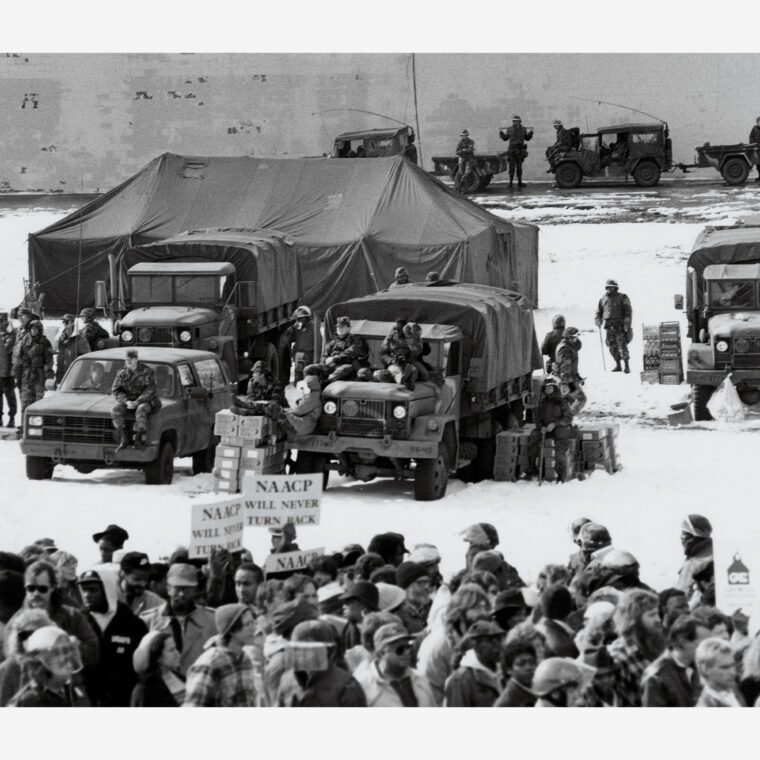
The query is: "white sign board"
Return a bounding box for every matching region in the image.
[189,499,245,559]
[714,536,760,636]
[241,472,322,527]
[264,548,325,577]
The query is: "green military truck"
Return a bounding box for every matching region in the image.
[20,347,232,484]
[289,282,542,500]
[677,221,760,419]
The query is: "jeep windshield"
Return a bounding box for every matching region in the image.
[60,358,176,398]
[707,280,757,309]
[131,274,227,305]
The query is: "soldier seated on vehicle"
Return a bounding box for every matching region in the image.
[403,322,430,382]
[80,362,107,391]
[264,375,322,438]
[374,346,417,391]
[305,316,369,386]
[110,350,161,451]
[240,360,287,411]
[455,129,475,183]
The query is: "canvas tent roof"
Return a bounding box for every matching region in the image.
[29,153,538,315]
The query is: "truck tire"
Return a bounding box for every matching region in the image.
[294,450,329,490]
[632,160,660,187]
[192,436,218,475]
[73,464,97,474]
[692,385,714,421]
[721,157,750,186]
[26,455,54,480]
[477,174,493,191]
[456,172,479,195]
[414,445,449,501]
[555,163,582,189]
[144,440,175,485]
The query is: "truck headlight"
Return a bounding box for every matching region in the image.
[392,404,407,419]
[735,338,749,353]
[121,330,133,342]
[715,340,729,353]
[323,401,337,415]
[179,330,192,343]
[138,327,152,343]
[28,416,43,427]
[28,428,42,437]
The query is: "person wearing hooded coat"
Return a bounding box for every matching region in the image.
[265,374,322,437]
[541,315,565,374]
[525,378,574,481]
[13,319,53,414]
[77,564,147,706]
[676,514,713,598]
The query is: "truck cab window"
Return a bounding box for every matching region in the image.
[177,363,195,388]
[194,358,225,391]
[132,275,172,304]
[709,281,755,309]
[175,275,217,304]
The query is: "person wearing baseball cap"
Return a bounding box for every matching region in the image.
[119,551,163,615]
[92,524,129,564]
[140,563,217,676]
[353,621,435,707]
[444,619,505,706]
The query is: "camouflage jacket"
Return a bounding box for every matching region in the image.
[111,363,157,405]
[380,329,410,366]
[0,326,17,377]
[246,378,287,406]
[324,333,369,365]
[405,333,423,359]
[553,126,571,151]
[14,333,53,379]
[285,322,316,355]
[554,339,582,382]
[455,138,475,157]
[595,291,632,325]
[536,395,573,428]
[80,320,110,352]
[499,125,533,149]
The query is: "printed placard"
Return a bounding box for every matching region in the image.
[714,536,760,635]
[241,472,322,527]
[264,548,325,577]
[189,498,245,559]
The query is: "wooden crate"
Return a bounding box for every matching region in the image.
[659,373,684,385]
[239,442,290,473]
[214,410,240,437]
[214,477,240,494]
[237,415,277,446]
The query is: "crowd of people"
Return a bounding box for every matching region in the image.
[0,510,755,708]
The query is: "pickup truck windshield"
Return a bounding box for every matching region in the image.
[131,275,223,305]
[708,280,756,310]
[60,358,175,398]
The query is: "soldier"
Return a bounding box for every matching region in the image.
[546,120,572,165]
[595,279,633,373]
[499,115,534,189]
[524,377,574,482]
[306,316,369,384]
[750,117,760,181]
[285,305,317,384]
[80,361,107,391]
[110,349,160,450]
[389,267,410,289]
[541,315,565,374]
[79,308,109,352]
[403,322,430,381]
[246,360,287,407]
[13,320,53,416]
[265,374,322,437]
[455,129,475,190]
[0,311,18,427]
[374,319,417,389]
[554,326,587,414]
[55,314,89,388]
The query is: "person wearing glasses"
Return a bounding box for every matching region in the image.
[21,560,99,670]
[354,621,435,706]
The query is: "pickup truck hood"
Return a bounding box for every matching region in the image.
[709,312,760,337]
[26,392,117,416]
[121,307,218,327]
[323,380,437,402]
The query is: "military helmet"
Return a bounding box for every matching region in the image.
[80,307,96,320]
[563,326,580,339]
[553,119,563,127]
[292,305,312,320]
[605,279,619,289]
[552,314,565,329]
[460,129,469,137]
[512,115,521,122]
[579,522,611,551]
[532,657,594,697]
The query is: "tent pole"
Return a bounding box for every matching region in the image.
[411,53,423,168]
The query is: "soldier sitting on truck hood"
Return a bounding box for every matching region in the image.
[403,322,430,382]
[305,316,369,385]
[245,360,287,408]
[265,374,322,437]
[111,349,161,450]
[373,319,417,390]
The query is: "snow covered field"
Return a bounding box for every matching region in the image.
[1,190,758,592]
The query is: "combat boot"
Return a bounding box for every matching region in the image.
[115,428,129,452]
[133,430,146,449]
[612,361,622,372]
[624,360,630,374]
[6,416,13,429]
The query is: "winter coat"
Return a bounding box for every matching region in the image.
[595,291,632,327]
[44,603,100,668]
[141,602,217,675]
[535,618,580,659]
[380,328,410,366]
[286,320,317,356]
[499,124,533,152]
[80,320,109,352]
[111,363,158,406]
[676,537,713,595]
[553,126,572,151]
[455,137,475,157]
[535,395,573,429]
[541,328,563,367]
[246,377,287,406]
[277,663,367,707]
[415,625,457,705]
[555,338,582,383]
[354,660,436,707]
[281,388,321,436]
[130,671,181,707]
[444,649,502,707]
[641,651,701,707]
[324,333,369,366]
[13,330,53,384]
[55,330,90,385]
[0,326,16,377]
[750,125,760,144]
[494,677,537,707]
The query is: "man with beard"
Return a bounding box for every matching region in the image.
[394,562,432,635]
[676,514,713,601]
[608,589,667,706]
[119,552,163,615]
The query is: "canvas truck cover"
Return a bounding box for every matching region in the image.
[687,225,760,310]
[323,282,542,393]
[29,153,538,315]
[125,228,300,313]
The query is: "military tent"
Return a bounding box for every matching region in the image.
[29,153,538,315]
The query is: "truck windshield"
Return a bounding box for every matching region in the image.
[708,280,756,309]
[60,358,175,399]
[131,275,172,304]
[131,275,222,305]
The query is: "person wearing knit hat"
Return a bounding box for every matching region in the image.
[677,514,714,599]
[445,619,505,707]
[541,314,567,374]
[536,585,579,659]
[394,562,432,635]
[183,603,257,707]
[368,532,408,567]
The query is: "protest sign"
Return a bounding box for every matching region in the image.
[241,472,322,527]
[714,535,760,635]
[189,498,245,559]
[264,547,325,577]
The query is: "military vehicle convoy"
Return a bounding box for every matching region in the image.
[677,220,760,420]
[289,281,542,501]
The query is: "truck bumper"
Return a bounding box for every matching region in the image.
[293,434,439,460]
[20,439,158,465]
[687,369,760,387]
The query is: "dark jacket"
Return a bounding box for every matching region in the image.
[595,291,632,327]
[536,618,580,659]
[444,650,502,707]
[641,651,701,707]
[676,537,713,594]
[499,124,533,152]
[494,677,536,707]
[553,126,571,151]
[455,137,475,157]
[541,328,563,368]
[246,377,287,406]
[535,395,573,429]
[555,338,582,383]
[55,331,89,385]
[739,675,760,708]
[14,330,53,384]
[80,320,110,352]
[0,326,16,377]
[279,663,367,707]
[324,333,369,367]
[46,604,100,668]
[130,671,181,707]
[750,125,760,144]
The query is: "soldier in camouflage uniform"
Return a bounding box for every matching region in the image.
[306,316,369,384]
[499,115,534,189]
[403,322,430,381]
[594,279,633,373]
[524,378,574,482]
[454,129,476,191]
[554,326,587,414]
[373,319,417,388]
[13,320,53,415]
[0,312,18,427]
[110,349,160,449]
[79,308,109,352]
[284,306,317,384]
[246,360,287,407]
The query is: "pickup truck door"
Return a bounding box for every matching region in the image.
[193,357,230,440]
[177,362,206,454]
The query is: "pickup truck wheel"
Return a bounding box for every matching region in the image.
[555,163,582,189]
[294,450,329,490]
[192,436,218,475]
[721,157,750,185]
[692,385,714,421]
[632,160,660,187]
[144,441,175,485]
[26,455,54,480]
[414,445,449,501]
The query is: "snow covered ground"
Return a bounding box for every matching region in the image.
[1,191,758,592]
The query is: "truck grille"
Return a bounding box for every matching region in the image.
[343,399,385,418]
[732,354,760,369]
[40,415,115,445]
[137,327,174,346]
[338,418,385,437]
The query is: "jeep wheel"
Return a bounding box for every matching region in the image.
[555,163,582,189]
[192,436,218,475]
[632,160,661,187]
[692,385,714,421]
[145,440,175,485]
[721,157,750,186]
[414,445,449,501]
[476,174,493,191]
[294,450,330,490]
[26,455,54,480]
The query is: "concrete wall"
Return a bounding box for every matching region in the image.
[0,53,758,190]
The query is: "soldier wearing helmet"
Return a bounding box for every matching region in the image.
[554,325,587,414]
[531,656,595,707]
[454,129,476,192]
[540,314,565,374]
[285,305,317,383]
[13,319,53,415]
[79,307,109,352]
[498,115,534,189]
[595,279,633,373]
[546,119,572,163]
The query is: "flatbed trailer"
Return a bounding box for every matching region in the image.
[431,152,508,193]
[694,143,760,185]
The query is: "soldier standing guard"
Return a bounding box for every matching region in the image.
[111,349,160,450]
[499,115,533,189]
[595,279,633,373]
[14,320,53,416]
[79,308,109,352]
[0,311,18,427]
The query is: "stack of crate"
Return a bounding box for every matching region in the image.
[541,438,578,482]
[494,426,534,481]
[212,411,288,493]
[658,322,683,384]
[578,423,620,474]
[640,324,661,384]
